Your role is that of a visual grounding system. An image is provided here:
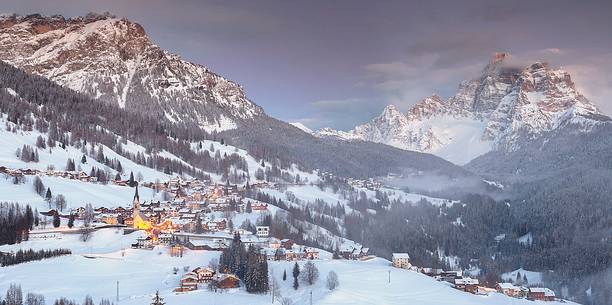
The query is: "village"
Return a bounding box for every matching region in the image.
[390,253,558,302]
[1,165,561,302]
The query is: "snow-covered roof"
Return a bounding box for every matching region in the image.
[497,283,519,290]
[392,253,410,259]
[529,287,555,296]
[455,277,479,285]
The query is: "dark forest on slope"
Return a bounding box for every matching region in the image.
[0,61,468,181]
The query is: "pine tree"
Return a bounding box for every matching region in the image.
[52,212,60,228]
[150,291,164,305]
[81,154,87,164]
[283,269,287,281]
[195,216,203,234]
[292,262,300,290]
[45,188,52,205]
[246,201,252,213]
[128,171,135,187]
[67,214,75,228]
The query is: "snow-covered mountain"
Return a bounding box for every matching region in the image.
[0,13,475,179]
[316,53,610,164]
[0,13,262,132]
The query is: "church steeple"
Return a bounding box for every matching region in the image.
[133,185,140,209]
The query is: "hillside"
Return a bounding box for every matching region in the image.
[0,13,471,179]
[0,228,574,305]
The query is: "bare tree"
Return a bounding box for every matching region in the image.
[98,299,113,305]
[83,203,94,227]
[83,295,94,305]
[5,283,23,305]
[300,261,319,285]
[80,227,94,242]
[326,270,339,290]
[25,293,45,305]
[279,297,292,305]
[208,258,219,272]
[33,176,45,196]
[54,194,67,212]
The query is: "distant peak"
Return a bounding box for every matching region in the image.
[380,104,403,118]
[290,122,313,133]
[491,52,511,65]
[421,94,444,104]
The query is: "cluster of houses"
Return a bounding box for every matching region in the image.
[391,253,558,302]
[0,166,98,182]
[339,244,370,260]
[345,177,382,190]
[176,267,240,292]
[496,283,556,302]
[86,177,323,265]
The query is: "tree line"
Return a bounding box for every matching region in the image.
[219,233,269,293]
[0,202,35,245]
[0,248,71,267]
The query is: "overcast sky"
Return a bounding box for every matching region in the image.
[2,0,612,130]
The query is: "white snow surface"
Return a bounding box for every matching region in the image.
[502,268,543,285]
[0,230,571,305]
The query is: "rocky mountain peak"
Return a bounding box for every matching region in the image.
[379,104,403,118]
[315,53,609,164]
[491,52,511,65]
[407,94,447,120]
[0,13,264,132]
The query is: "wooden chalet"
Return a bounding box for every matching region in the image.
[192,267,216,283]
[213,274,240,289]
[496,283,522,297]
[178,273,199,291]
[528,287,556,301]
[454,277,480,294]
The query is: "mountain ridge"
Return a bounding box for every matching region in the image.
[314,53,610,164]
[0,13,263,132]
[0,13,472,180]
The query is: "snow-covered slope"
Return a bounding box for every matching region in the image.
[315,53,609,164]
[0,13,263,132]
[0,231,574,305]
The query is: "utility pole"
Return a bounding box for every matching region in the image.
[116,281,119,303]
[271,277,274,303]
[310,290,313,305]
[388,270,391,283]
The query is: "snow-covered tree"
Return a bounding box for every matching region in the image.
[150,291,164,305]
[326,270,339,290]
[5,283,23,305]
[300,261,319,285]
[25,293,45,305]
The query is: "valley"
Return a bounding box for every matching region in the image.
[0,8,610,305]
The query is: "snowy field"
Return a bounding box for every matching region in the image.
[0,229,572,305]
[259,184,454,208]
[0,173,156,210]
[0,116,172,183]
[502,268,543,286]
